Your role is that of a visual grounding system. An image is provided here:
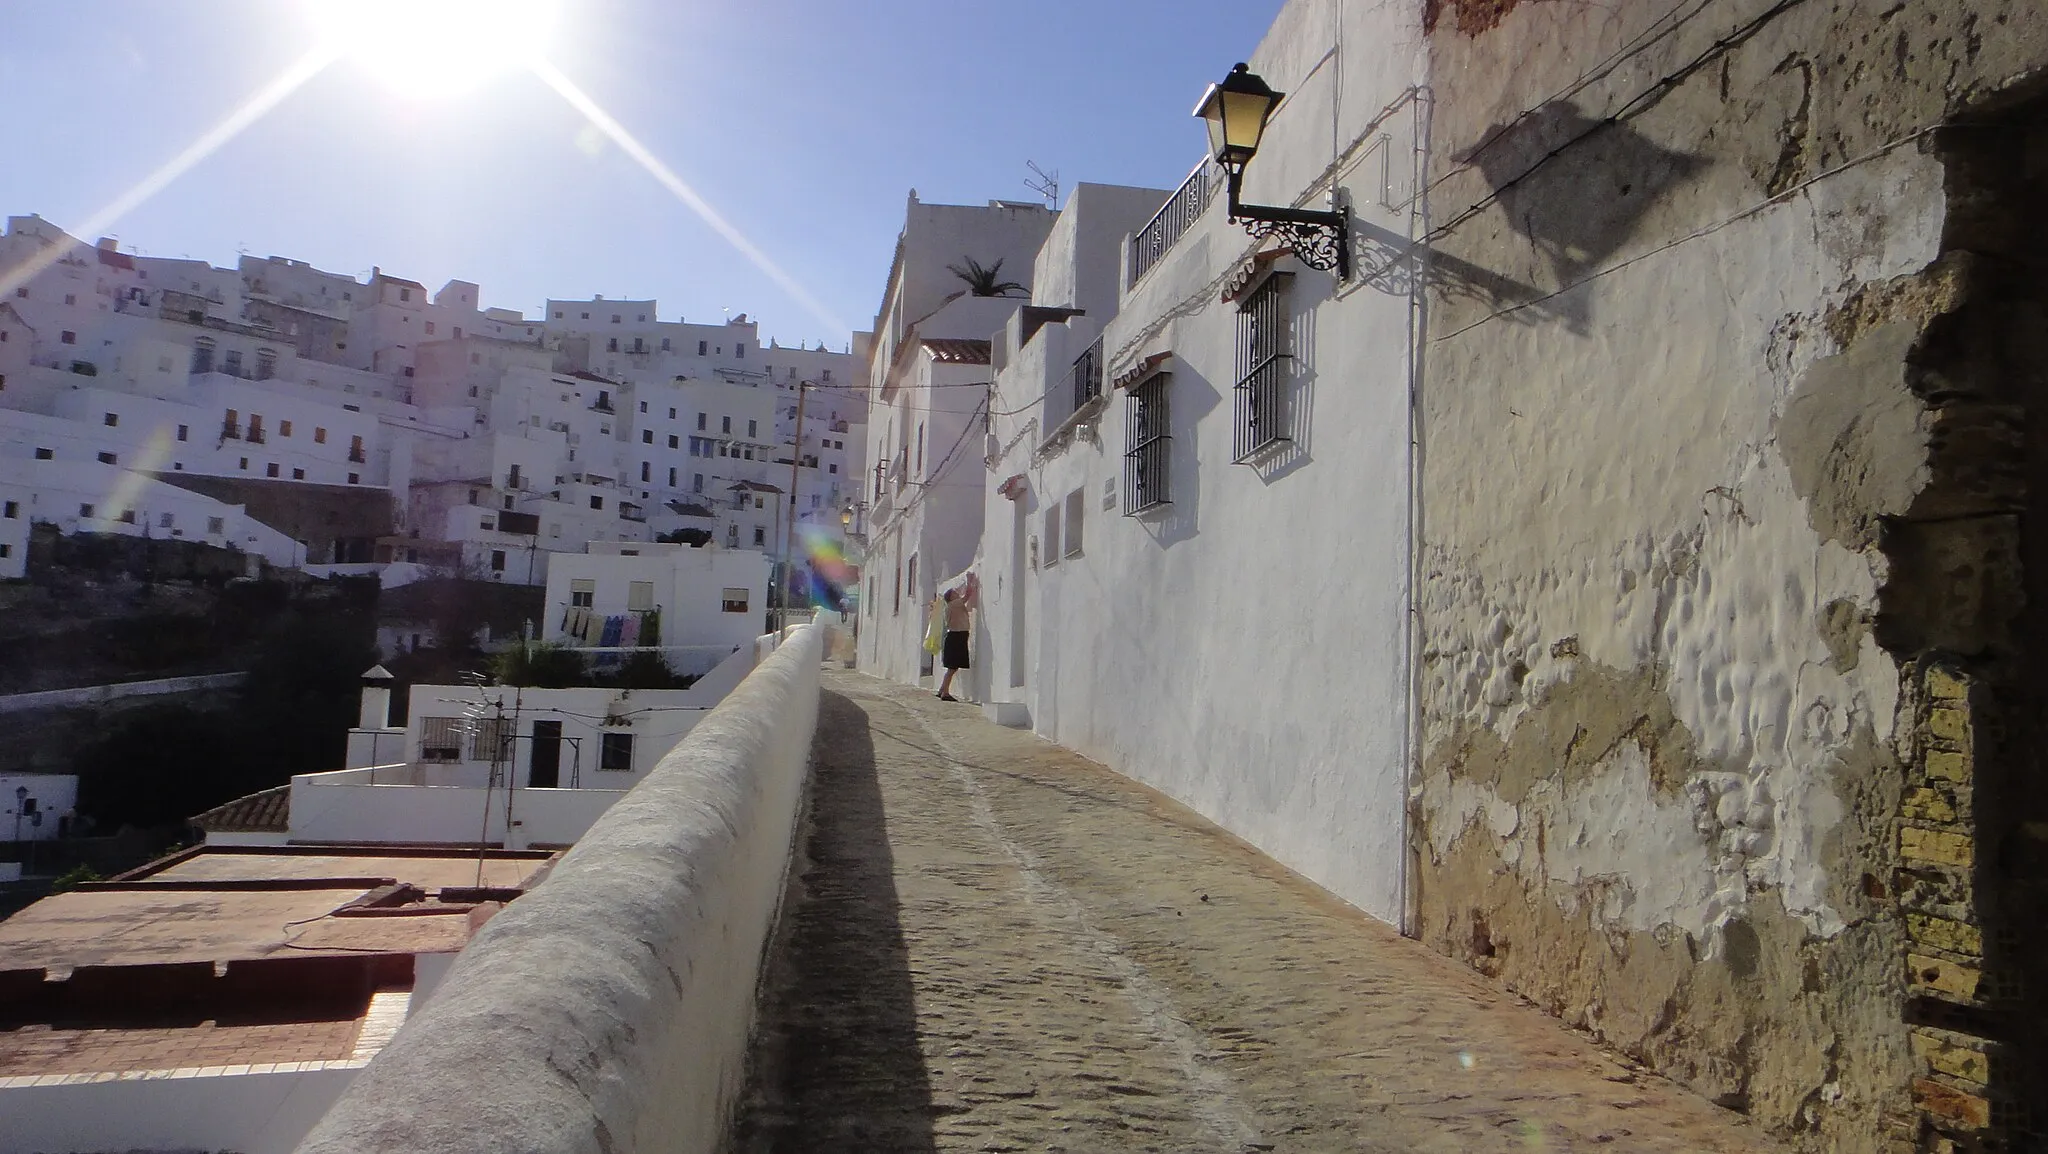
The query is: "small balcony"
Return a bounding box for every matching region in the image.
[1070,336,1104,415]
[348,447,368,464]
[1129,160,1216,287]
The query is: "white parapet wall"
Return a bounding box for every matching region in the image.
[294,623,824,1154]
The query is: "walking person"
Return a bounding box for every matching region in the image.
[937,573,977,702]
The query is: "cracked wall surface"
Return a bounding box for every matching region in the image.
[1418,0,2045,1148]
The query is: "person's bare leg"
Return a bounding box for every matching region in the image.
[938,667,956,698]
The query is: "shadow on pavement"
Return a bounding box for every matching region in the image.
[732,688,936,1153]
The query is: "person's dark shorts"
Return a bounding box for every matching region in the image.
[942,630,970,670]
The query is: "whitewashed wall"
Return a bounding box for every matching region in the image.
[975,1,1428,927]
[296,627,825,1154]
[0,1066,361,1154]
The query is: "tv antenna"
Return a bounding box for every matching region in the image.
[1025,161,1060,210]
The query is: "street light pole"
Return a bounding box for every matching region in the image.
[779,381,809,635]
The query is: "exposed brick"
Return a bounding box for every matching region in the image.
[1902,787,1958,824]
[1923,749,1971,783]
[1902,827,1974,868]
[1927,707,1970,743]
[1911,1028,1991,1083]
[1924,666,1969,700]
[1914,1077,1991,1129]
[1908,953,1982,1000]
[1906,913,1983,956]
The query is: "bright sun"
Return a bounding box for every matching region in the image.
[307,0,557,98]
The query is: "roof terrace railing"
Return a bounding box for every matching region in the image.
[1129,160,1217,287]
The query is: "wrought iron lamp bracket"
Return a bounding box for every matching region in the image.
[1225,168,1350,279]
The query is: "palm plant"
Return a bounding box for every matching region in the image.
[946,256,1026,297]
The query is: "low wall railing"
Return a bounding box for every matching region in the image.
[296,624,825,1154]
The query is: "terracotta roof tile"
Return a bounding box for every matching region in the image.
[190,786,290,834]
[921,338,992,365]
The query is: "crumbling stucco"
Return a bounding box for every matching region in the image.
[1406,0,2043,1142]
[1780,323,1931,551]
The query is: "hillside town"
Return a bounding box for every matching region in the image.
[1,0,2043,1152]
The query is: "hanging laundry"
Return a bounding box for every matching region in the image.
[620,615,641,648]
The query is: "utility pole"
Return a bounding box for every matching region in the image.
[779,381,808,634]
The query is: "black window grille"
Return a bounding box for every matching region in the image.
[1232,275,1292,463]
[1123,373,1171,514]
[419,717,466,762]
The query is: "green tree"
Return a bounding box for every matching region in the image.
[493,643,588,688]
[73,704,243,829]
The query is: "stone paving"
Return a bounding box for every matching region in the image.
[734,670,1783,1153]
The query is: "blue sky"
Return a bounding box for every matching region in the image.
[1,1,1283,348]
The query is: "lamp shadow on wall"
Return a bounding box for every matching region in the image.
[732,688,937,1151]
[1450,100,1708,333]
[1352,217,1575,332]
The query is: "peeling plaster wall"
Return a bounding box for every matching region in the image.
[1419,0,2045,1147]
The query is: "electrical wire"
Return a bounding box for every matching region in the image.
[1422,0,1818,248]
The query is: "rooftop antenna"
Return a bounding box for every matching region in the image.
[1025,161,1060,210]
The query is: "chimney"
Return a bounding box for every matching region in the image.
[359,664,395,729]
[96,237,118,252]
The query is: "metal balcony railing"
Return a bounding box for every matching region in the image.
[1070,336,1104,414]
[1130,161,1215,287]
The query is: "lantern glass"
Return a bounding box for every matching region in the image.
[1194,64,1281,171]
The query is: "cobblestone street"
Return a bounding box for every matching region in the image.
[735,670,1782,1152]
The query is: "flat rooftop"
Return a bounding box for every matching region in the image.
[135,846,552,893]
[0,845,554,1081]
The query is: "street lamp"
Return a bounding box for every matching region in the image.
[1194,63,1350,277]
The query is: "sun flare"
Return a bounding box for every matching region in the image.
[307,0,556,98]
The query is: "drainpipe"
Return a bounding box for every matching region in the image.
[1400,86,1436,940]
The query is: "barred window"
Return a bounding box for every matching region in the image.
[1233,274,1292,462]
[469,717,510,762]
[1123,372,1171,513]
[420,717,466,762]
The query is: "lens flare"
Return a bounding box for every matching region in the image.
[529,58,854,340]
[0,45,338,301]
[794,523,859,611]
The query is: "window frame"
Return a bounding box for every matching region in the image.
[419,717,466,762]
[599,732,635,772]
[1123,370,1173,514]
[1063,489,1085,559]
[1232,273,1294,463]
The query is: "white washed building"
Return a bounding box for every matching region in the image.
[542,542,770,674]
[854,196,1058,679]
